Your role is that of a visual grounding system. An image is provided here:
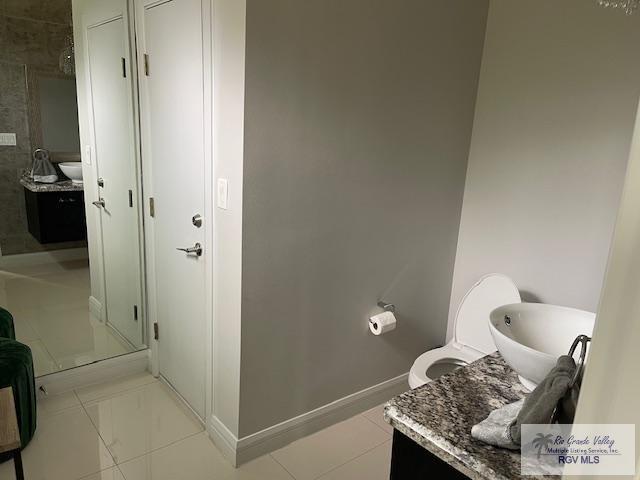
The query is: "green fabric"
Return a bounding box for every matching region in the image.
[0,338,36,462]
[0,307,15,340]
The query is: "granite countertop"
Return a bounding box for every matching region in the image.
[20,172,84,193]
[384,353,558,480]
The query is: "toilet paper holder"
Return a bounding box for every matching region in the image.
[376,301,396,313]
[369,302,398,335]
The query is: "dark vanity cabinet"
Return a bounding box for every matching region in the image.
[24,188,87,244]
[390,430,470,479]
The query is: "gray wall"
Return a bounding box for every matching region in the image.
[0,0,84,255]
[239,0,488,436]
[448,0,640,336]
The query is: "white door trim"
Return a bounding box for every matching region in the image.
[135,0,214,422]
[573,98,640,471]
[202,0,215,424]
[134,0,160,379]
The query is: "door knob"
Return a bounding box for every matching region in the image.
[176,242,202,257]
[92,199,105,209]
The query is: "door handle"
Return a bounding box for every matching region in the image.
[176,242,202,257]
[92,199,105,209]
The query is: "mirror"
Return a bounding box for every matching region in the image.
[0,1,147,377]
[26,67,82,162]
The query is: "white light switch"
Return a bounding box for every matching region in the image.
[0,133,17,146]
[84,145,92,165]
[217,178,228,210]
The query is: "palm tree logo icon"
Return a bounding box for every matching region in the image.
[532,433,554,459]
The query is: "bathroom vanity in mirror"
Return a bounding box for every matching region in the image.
[21,175,87,244]
[22,65,87,245]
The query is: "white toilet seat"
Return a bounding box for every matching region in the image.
[408,273,521,389]
[408,343,483,389]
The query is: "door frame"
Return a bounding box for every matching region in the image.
[134,0,214,422]
[573,97,640,471]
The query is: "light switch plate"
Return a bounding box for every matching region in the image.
[84,145,92,165]
[217,178,228,210]
[0,133,17,146]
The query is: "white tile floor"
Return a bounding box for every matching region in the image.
[0,372,393,480]
[0,259,134,375]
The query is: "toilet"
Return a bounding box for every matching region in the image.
[408,273,521,389]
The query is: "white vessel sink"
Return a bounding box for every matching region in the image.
[489,303,595,390]
[59,162,83,184]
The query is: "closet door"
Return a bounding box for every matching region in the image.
[87,15,143,348]
[137,0,207,418]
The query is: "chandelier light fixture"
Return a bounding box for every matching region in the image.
[597,0,639,15]
[59,33,75,76]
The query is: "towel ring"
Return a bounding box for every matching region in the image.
[568,334,591,388]
[550,334,592,424]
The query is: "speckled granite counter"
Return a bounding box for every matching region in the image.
[20,173,83,193]
[384,353,557,480]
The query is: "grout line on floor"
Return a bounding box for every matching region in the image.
[268,418,391,480]
[76,396,120,469]
[313,438,392,480]
[359,411,393,436]
[29,338,62,377]
[77,378,203,466]
[37,403,84,420]
[15,312,42,342]
[269,452,298,480]
[75,465,125,480]
[72,389,82,407]
[37,335,65,374]
[111,429,206,466]
[115,464,128,480]
[74,375,159,406]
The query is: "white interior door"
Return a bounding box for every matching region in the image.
[137,0,206,418]
[87,16,143,348]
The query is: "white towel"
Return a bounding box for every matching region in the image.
[470,399,524,450]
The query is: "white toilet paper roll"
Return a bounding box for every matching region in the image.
[369,311,397,335]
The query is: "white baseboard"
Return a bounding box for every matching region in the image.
[207,372,409,467]
[0,247,89,268]
[209,415,242,465]
[36,349,150,397]
[89,296,104,322]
